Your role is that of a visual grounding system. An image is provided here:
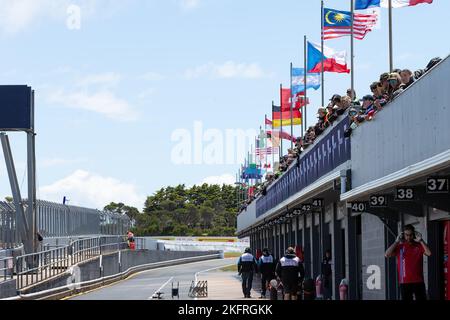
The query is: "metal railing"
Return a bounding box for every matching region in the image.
[255,116,351,217]
[1,256,14,282]
[0,200,132,251]
[15,235,139,290]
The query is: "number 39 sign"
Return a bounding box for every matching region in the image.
[369,195,388,207]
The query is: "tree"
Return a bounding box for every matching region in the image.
[138,183,238,236]
[104,202,140,221]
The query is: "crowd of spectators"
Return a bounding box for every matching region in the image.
[238,57,442,213]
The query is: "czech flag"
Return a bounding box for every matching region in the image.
[307,41,350,74]
[355,0,433,10]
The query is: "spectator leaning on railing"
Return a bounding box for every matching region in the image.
[239,56,443,210]
[400,69,415,89]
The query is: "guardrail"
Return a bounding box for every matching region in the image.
[15,235,142,290]
[255,116,351,217]
[1,256,14,282]
[4,253,221,300]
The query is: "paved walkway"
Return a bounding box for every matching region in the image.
[197,270,268,300]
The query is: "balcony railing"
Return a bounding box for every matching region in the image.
[256,116,351,217]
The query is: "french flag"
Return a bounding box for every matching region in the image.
[355,0,433,10]
[307,42,350,74]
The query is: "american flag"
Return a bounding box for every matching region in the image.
[256,147,279,156]
[323,8,378,41]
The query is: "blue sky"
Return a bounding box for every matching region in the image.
[0,0,448,210]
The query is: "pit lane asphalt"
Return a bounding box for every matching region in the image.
[67,258,237,300]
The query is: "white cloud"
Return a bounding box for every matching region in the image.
[39,170,145,210]
[185,61,267,79]
[181,0,200,9]
[48,89,138,122]
[137,88,156,100]
[77,72,121,88]
[0,0,125,35]
[0,0,62,34]
[200,174,236,186]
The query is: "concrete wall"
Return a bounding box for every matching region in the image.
[237,200,256,233]
[351,56,450,188]
[361,213,386,300]
[0,279,16,299]
[21,250,218,295]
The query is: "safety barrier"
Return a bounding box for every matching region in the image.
[0,256,14,282]
[15,235,138,290]
[3,253,220,300]
[188,280,208,298]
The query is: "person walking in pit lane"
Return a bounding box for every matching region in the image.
[275,247,303,300]
[258,248,275,298]
[237,247,258,298]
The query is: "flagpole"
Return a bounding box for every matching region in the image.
[290,63,294,150]
[272,100,279,169]
[388,0,393,72]
[264,115,268,174]
[279,84,283,156]
[351,0,355,96]
[321,0,325,108]
[248,149,252,189]
[303,35,307,138]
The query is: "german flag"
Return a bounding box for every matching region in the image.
[272,105,302,128]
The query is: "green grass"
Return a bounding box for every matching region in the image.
[224,252,242,258]
[219,264,238,272]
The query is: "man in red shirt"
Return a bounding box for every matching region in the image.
[385,224,432,300]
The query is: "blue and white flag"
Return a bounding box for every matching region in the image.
[355,0,432,10]
[355,0,380,10]
[291,68,321,95]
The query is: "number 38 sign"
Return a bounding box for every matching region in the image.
[395,187,415,201]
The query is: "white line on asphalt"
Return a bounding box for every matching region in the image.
[149,277,173,300]
[194,264,235,283]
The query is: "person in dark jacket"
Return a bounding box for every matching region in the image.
[321,249,333,300]
[258,248,275,298]
[275,247,304,300]
[237,247,258,298]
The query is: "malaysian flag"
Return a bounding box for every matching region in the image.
[323,8,378,40]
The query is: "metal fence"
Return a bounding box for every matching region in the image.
[0,202,20,250]
[15,235,143,290]
[0,200,131,250]
[1,256,14,282]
